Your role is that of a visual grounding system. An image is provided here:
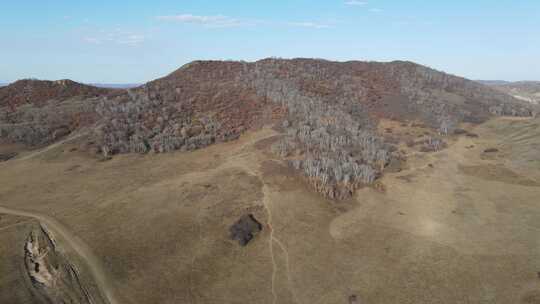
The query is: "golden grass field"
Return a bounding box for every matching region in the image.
[1,117,540,304]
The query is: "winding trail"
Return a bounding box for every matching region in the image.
[15,131,89,162]
[273,237,300,304]
[261,185,279,304]
[229,128,300,304]
[0,206,119,304]
[261,184,300,304]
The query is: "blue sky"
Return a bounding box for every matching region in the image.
[1,0,539,83]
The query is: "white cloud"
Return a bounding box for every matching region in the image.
[84,37,102,45]
[345,1,368,6]
[345,1,383,13]
[157,14,332,30]
[117,34,146,46]
[286,22,331,29]
[156,14,244,28]
[83,29,146,47]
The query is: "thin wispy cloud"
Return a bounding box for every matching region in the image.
[345,1,368,6]
[83,29,146,46]
[116,34,145,46]
[156,14,246,28]
[345,1,383,13]
[285,22,331,29]
[157,14,332,29]
[84,37,102,44]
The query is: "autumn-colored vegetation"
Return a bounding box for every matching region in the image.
[0,58,534,198]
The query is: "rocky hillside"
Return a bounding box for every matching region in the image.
[0,59,534,198]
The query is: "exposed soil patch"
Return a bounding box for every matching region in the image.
[24,226,105,304]
[261,160,304,192]
[459,164,540,187]
[254,135,281,153]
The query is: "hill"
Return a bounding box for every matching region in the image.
[0,59,535,199]
[0,79,118,147]
[2,60,540,304]
[0,79,112,108]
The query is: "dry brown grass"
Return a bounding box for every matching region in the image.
[2,118,540,303]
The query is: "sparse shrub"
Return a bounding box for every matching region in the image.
[438,116,456,135]
[420,137,446,152]
[453,128,467,135]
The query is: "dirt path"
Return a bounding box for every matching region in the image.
[262,185,279,304]
[256,180,294,304]
[230,129,301,304]
[0,206,119,304]
[262,185,300,304]
[15,131,88,161]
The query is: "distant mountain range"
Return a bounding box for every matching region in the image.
[478,80,540,86]
[479,80,540,105]
[89,83,142,89]
[477,80,513,86]
[0,82,140,89]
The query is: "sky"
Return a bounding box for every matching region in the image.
[1,0,539,83]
